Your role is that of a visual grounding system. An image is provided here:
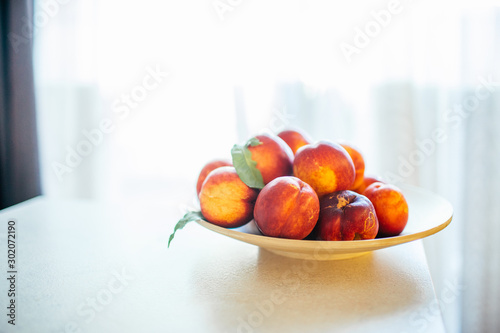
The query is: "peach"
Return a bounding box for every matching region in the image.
[254,176,319,239]
[363,182,409,237]
[199,166,259,228]
[247,133,294,184]
[196,160,232,195]
[315,190,378,241]
[340,143,365,191]
[353,175,385,194]
[277,129,312,155]
[293,141,355,197]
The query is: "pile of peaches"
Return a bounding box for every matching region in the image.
[195,129,409,241]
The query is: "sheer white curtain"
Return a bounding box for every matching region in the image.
[34,0,103,198]
[373,8,500,332]
[34,0,500,331]
[456,11,500,332]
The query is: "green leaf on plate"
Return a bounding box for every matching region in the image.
[231,137,265,189]
[168,210,203,248]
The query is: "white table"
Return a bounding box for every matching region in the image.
[0,197,445,333]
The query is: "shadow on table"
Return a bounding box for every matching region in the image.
[192,246,425,333]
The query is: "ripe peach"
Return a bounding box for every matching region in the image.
[353,175,385,194]
[340,143,365,191]
[247,133,294,184]
[199,166,259,228]
[196,160,232,195]
[293,141,355,197]
[277,129,312,155]
[363,182,409,237]
[254,176,319,239]
[316,190,378,241]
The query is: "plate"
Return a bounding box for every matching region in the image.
[195,184,453,260]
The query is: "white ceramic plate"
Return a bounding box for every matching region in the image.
[196,184,453,260]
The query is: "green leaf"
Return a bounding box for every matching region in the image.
[231,138,265,189]
[246,137,263,147]
[168,211,203,248]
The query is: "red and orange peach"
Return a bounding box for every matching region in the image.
[254,176,319,239]
[277,129,312,155]
[293,141,355,197]
[353,175,385,194]
[363,182,409,237]
[196,160,232,195]
[247,133,294,184]
[315,190,379,241]
[340,143,365,191]
[199,166,259,228]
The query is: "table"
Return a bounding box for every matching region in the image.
[0,197,445,333]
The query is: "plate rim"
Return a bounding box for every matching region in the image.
[194,183,453,252]
[195,215,452,250]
